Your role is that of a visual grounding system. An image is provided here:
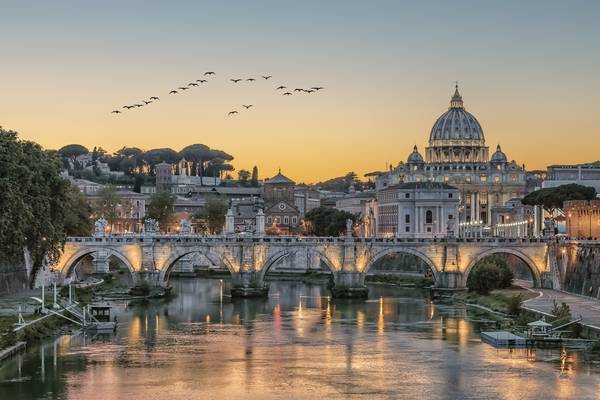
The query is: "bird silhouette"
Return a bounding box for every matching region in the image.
[188,83,199,87]
[149,96,160,100]
[123,105,134,109]
[230,79,242,83]
[262,75,272,80]
[111,110,121,114]
[196,79,207,83]
[228,111,238,115]
[242,104,253,109]
[283,92,292,96]
[311,87,324,91]
[204,71,215,76]
[246,78,255,82]
[178,87,189,90]
[143,100,153,104]
[294,88,303,92]
[134,104,144,107]
[169,90,178,94]
[276,86,286,90]
[304,89,315,93]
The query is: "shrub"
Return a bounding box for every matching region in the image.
[507,294,523,316]
[467,258,514,295]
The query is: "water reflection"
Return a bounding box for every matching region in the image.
[1,278,600,399]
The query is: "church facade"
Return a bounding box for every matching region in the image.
[375,86,528,236]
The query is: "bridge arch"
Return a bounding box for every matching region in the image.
[463,247,542,288]
[363,247,440,281]
[59,247,136,280]
[158,248,234,287]
[257,248,337,283]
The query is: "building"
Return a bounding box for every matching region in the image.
[565,200,600,240]
[155,160,221,193]
[230,197,264,233]
[294,186,321,216]
[335,188,376,217]
[376,182,459,238]
[155,162,173,193]
[263,170,301,234]
[86,189,148,233]
[490,198,537,238]
[376,85,528,229]
[543,162,600,193]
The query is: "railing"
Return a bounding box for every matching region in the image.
[66,235,551,246]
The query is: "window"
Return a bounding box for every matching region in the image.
[448,214,454,220]
[405,226,410,232]
[426,210,433,224]
[405,214,410,223]
[494,176,501,183]
[448,193,453,198]
[284,216,289,224]
[511,174,517,182]
[292,216,297,225]
[427,227,432,232]
[480,175,487,182]
[267,216,272,224]
[275,217,280,224]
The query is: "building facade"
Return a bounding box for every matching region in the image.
[376,86,528,231]
[565,200,600,240]
[543,162,600,193]
[263,170,302,234]
[376,182,459,238]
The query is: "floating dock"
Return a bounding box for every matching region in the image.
[481,331,527,348]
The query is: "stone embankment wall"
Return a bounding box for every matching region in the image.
[564,244,600,298]
[0,254,30,294]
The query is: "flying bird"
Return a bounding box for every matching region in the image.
[149,96,160,100]
[283,92,292,96]
[134,104,144,107]
[294,88,304,92]
[230,79,242,83]
[305,89,315,93]
[178,87,189,90]
[143,100,153,104]
[204,71,215,76]
[188,83,199,86]
[276,86,286,90]
[111,110,121,114]
[169,90,178,94]
[228,111,238,115]
[262,75,272,80]
[123,105,134,109]
[246,78,256,82]
[196,79,207,83]
[242,104,253,109]
[311,87,324,91]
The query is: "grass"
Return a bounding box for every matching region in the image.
[451,285,538,315]
[366,274,434,288]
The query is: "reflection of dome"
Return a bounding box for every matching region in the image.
[429,85,484,143]
[490,144,507,163]
[407,145,424,163]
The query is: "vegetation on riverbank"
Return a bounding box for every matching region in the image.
[365,274,434,288]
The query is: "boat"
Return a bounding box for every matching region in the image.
[86,303,117,332]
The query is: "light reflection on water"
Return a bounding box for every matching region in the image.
[1,278,600,400]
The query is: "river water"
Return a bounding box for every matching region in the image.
[1,278,600,400]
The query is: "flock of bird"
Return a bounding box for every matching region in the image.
[110,71,324,116]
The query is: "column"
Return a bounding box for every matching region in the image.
[470,192,475,222]
[415,206,420,234]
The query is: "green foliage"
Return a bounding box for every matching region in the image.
[316,172,360,193]
[521,184,597,212]
[507,294,523,316]
[57,144,88,158]
[0,128,75,274]
[93,186,121,227]
[304,206,356,236]
[147,191,176,229]
[194,195,228,234]
[251,166,259,187]
[551,299,572,320]
[467,256,514,295]
[237,169,251,185]
[63,186,93,236]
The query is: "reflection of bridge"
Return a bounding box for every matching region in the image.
[52,235,554,297]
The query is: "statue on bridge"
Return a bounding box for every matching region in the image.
[144,218,160,235]
[179,219,192,235]
[94,218,108,237]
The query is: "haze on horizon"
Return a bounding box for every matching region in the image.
[1,1,599,183]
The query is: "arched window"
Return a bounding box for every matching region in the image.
[426,210,433,224]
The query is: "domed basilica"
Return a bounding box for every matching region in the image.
[375,86,527,235]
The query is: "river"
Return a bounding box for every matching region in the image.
[1,278,600,399]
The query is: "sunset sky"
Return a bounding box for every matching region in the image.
[1,1,599,183]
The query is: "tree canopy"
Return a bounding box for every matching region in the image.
[194,195,228,234]
[147,192,176,230]
[57,144,89,158]
[521,184,597,212]
[304,207,355,236]
[1,128,85,280]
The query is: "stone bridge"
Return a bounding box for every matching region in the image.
[51,235,554,298]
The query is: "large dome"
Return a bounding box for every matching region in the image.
[429,86,484,144]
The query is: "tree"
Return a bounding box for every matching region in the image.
[238,169,251,185]
[522,184,597,215]
[316,172,362,193]
[304,207,356,236]
[147,192,176,230]
[93,186,121,230]
[1,128,76,282]
[251,166,259,187]
[57,144,89,159]
[551,300,571,320]
[195,195,228,234]
[466,257,514,295]
[63,186,93,236]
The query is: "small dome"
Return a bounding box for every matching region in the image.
[407,145,424,163]
[429,85,485,143]
[491,144,507,163]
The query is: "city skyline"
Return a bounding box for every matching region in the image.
[2,1,599,182]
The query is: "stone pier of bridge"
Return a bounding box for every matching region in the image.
[47,235,554,298]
